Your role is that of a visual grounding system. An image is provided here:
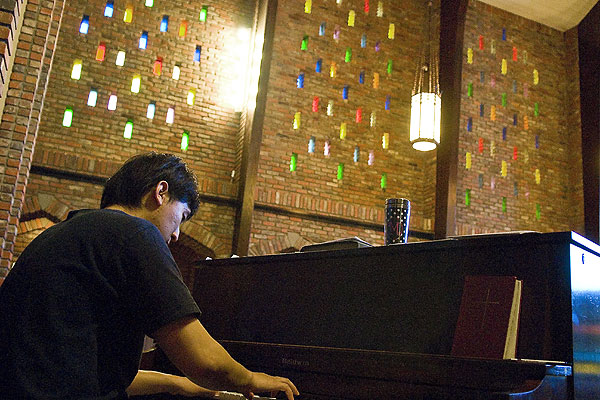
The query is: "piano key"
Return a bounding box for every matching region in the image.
[215,392,276,400]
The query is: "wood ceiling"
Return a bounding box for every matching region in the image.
[476,0,598,31]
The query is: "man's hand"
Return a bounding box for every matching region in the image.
[241,372,299,400]
[154,317,299,399]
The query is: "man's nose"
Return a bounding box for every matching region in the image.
[171,226,180,243]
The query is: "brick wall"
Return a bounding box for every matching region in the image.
[564,27,584,234]
[0,0,587,276]
[252,0,437,247]
[454,1,583,235]
[11,0,255,270]
[250,209,383,254]
[0,0,64,279]
[33,0,254,177]
[0,0,27,116]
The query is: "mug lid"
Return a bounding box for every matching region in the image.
[386,198,410,206]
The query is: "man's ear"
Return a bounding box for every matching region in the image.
[153,181,169,206]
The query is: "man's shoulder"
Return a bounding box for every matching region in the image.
[65,209,158,241]
[68,208,148,225]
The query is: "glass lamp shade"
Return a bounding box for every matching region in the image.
[410,91,441,151]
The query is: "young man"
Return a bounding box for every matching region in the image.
[0,153,298,400]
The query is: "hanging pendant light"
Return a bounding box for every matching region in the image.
[409,0,441,151]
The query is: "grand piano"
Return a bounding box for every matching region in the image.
[191,232,600,399]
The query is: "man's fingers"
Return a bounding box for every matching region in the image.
[278,377,298,400]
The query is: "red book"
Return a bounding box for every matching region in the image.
[451,275,522,359]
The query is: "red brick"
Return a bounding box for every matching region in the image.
[0,12,14,26]
[0,26,10,41]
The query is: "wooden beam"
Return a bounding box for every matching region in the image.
[578,2,600,243]
[232,0,277,256]
[434,0,468,239]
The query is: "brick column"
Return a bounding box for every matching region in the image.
[0,0,65,278]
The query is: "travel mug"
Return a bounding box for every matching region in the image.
[384,198,411,245]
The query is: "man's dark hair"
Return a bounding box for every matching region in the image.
[101,152,200,217]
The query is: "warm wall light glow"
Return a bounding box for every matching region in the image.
[222,27,252,111]
[131,74,141,93]
[145,0,153,7]
[71,59,82,80]
[410,92,441,151]
[116,51,126,66]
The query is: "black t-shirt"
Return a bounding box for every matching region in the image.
[0,209,201,399]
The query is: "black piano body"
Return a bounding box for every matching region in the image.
[192,232,600,399]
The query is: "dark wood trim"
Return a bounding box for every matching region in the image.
[18,209,62,223]
[253,202,434,241]
[578,2,600,243]
[29,164,239,208]
[434,0,468,239]
[30,163,431,240]
[30,164,108,185]
[232,0,277,256]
